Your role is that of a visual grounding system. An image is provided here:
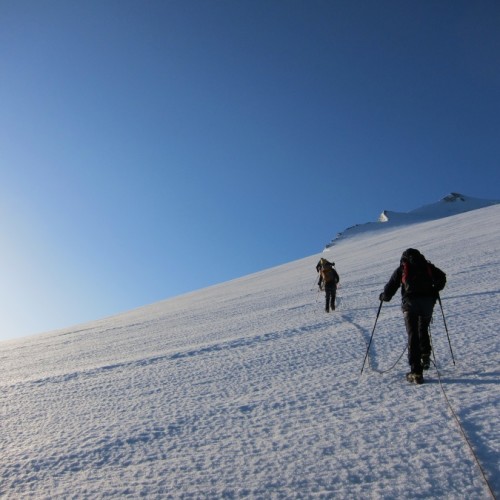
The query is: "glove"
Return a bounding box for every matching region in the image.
[379,293,389,302]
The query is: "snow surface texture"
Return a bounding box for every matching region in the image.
[1,199,499,498]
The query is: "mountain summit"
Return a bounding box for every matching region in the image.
[380,192,500,222]
[326,192,499,248]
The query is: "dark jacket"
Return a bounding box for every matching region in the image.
[383,260,446,303]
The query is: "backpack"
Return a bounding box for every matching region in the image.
[400,248,445,295]
[320,260,337,284]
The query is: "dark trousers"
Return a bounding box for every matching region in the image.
[402,296,434,374]
[325,283,337,311]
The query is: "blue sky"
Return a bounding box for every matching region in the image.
[1,0,499,340]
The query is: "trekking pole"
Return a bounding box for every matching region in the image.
[428,325,438,368]
[310,276,320,292]
[437,293,455,365]
[361,300,383,374]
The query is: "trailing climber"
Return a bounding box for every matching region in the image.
[379,248,446,384]
[316,258,340,313]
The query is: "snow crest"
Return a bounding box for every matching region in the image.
[326,192,499,248]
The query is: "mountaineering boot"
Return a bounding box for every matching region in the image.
[406,372,424,385]
[421,354,431,370]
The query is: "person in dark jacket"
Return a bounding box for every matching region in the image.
[379,248,446,384]
[316,258,340,313]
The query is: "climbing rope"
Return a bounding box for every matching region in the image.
[359,298,495,497]
[367,344,407,374]
[363,320,495,498]
[429,331,496,499]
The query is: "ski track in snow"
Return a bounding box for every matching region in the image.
[1,205,499,499]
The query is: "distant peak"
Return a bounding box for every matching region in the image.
[378,210,389,222]
[442,192,466,202]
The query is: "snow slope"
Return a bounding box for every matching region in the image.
[1,203,499,499]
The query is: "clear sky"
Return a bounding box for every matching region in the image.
[1,0,499,340]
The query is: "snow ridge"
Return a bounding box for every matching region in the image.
[326,192,500,248]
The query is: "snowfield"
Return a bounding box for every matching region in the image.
[1,201,499,499]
